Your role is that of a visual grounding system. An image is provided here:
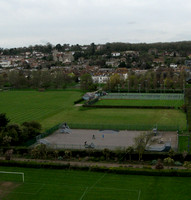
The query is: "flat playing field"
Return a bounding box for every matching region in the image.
[0,166,191,200]
[0,91,187,131]
[95,99,184,107]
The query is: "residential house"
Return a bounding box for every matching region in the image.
[115,68,129,80]
[170,64,178,68]
[52,50,74,64]
[111,52,120,57]
[92,73,109,84]
[0,60,12,68]
[123,51,139,58]
[106,59,120,67]
[185,60,191,67]
[148,48,158,55]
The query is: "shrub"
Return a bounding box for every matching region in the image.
[174,161,183,166]
[164,157,174,166]
[31,144,47,159]
[168,149,175,158]
[151,160,157,165]
[58,156,63,160]
[155,159,164,169]
[183,161,191,169]
[5,149,13,160]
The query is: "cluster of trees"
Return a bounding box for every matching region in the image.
[96,41,191,56]
[0,70,77,89]
[0,68,187,92]
[0,113,42,146]
[80,74,97,91]
[104,70,186,92]
[1,43,54,55]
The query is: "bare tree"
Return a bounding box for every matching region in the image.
[134,132,156,161]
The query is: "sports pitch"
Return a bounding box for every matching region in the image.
[0,166,191,200]
[95,99,184,108]
[0,91,187,131]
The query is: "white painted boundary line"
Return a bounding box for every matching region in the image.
[79,187,89,200]
[93,186,139,192]
[89,173,106,191]
[0,171,24,182]
[79,173,106,200]
[138,190,141,200]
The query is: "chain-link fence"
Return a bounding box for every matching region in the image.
[45,143,127,150]
[25,123,61,146]
[68,123,180,131]
[101,93,184,100]
[26,122,181,147]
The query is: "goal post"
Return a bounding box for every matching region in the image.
[0,171,24,183]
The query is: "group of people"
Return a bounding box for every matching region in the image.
[84,134,104,147]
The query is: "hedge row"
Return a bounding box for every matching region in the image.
[84,97,99,105]
[1,147,191,161]
[1,159,191,177]
[74,98,84,104]
[83,105,176,109]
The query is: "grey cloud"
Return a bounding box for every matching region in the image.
[0,0,191,47]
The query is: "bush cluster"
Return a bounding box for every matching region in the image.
[0,113,42,146]
[1,146,190,162]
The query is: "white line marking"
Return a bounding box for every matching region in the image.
[35,184,45,194]
[79,173,106,200]
[79,187,89,200]
[89,173,106,191]
[138,190,141,200]
[92,186,139,192]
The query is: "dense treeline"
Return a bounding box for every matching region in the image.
[1,41,191,56]
[0,70,77,89]
[1,43,54,55]
[0,69,187,91]
[103,70,186,92]
[99,41,191,56]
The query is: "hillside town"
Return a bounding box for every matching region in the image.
[0,42,191,90]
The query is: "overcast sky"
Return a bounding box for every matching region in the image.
[0,0,191,48]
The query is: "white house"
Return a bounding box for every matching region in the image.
[0,60,12,68]
[170,63,178,68]
[111,52,120,57]
[92,75,109,84]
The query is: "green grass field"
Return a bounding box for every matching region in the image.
[95,99,184,107]
[178,135,191,153]
[0,166,191,200]
[0,91,187,131]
